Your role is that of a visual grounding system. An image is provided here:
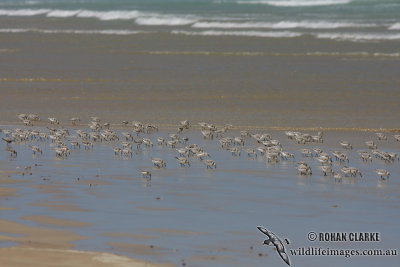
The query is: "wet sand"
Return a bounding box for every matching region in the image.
[0,170,173,266]
[1,125,399,266]
[0,31,400,128]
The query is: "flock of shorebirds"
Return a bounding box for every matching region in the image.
[1,113,399,183]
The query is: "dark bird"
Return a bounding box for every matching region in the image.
[257,226,291,266]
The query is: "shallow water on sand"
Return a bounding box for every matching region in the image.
[1,126,399,266]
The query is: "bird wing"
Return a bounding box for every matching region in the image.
[272,236,290,265]
[257,226,272,239]
[258,227,290,265]
[277,250,291,266]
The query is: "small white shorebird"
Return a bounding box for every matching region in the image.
[23,119,33,126]
[176,148,188,156]
[229,147,241,156]
[157,137,166,145]
[167,140,178,148]
[195,152,210,160]
[339,141,353,149]
[393,135,400,142]
[29,145,42,154]
[341,166,362,177]
[27,114,40,121]
[204,159,216,169]
[121,142,132,149]
[152,158,166,168]
[245,148,258,158]
[140,169,151,179]
[376,132,387,140]
[17,113,28,121]
[70,117,80,125]
[300,149,313,157]
[48,117,59,124]
[333,172,342,183]
[358,151,372,162]
[319,165,333,176]
[175,156,190,167]
[376,169,390,180]
[315,154,332,165]
[234,136,244,146]
[82,141,93,150]
[180,120,190,129]
[121,132,134,141]
[142,138,153,147]
[281,151,294,160]
[201,130,213,139]
[365,141,377,149]
[70,141,80,149]
[297,162,312,175]
[133,139,143,148]
[331,151,349,162]
[121,148,132,157]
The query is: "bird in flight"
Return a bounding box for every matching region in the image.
[257,226,291,266]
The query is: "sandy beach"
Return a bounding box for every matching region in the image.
[1,1,400,265]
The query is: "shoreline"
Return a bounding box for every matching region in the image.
[1,122,400,133]
[0,246,174,267]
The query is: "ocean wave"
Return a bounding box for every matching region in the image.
[140,50,400,58]
[236,0,351,7]
[0,8,196,25]
[306,51,400,57]
[0,28,146,35]
[0,8,145,20]
[135,16,197,26]
[76,10,143,20]
[315,32,400,41]
[46,10,82,18]
[0,8,50,16]
[172,30,302,38]
[388,23,400,30]
[192,21,375,29]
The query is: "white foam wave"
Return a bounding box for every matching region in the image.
[0,8,50,16]
[136,16,197,26]
[388,23,400,30]
[0,28,30,33]
[172,30,302,38]
[0,28,146,35]
[306,52,400,57]
[192,21,375,29]
[0,8,196,25]
[46,10,81,18]
[0,8,149,20]
[76,10,143,20]
[315,32,400,41]
[144,50,400,58]
[236,0,351,7]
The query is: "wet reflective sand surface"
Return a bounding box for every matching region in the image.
[1,125,399,266]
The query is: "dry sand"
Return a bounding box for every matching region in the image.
[0,218,173,267]
[0,247,173,267]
